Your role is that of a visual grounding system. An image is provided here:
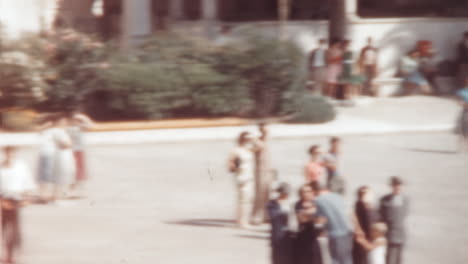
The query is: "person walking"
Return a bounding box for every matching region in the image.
[353,186,379,264]
[399,50,431,95]
[67,111,93,194]
[379,177,409,264]
[359,37,379,96]
[308,38,328,95]
[0,146,36,264]
[267,183,293,264]
[304,145,326,185]
[294,185,324,264]
[252,123,273,225]
[228,132,255,228]
[323,137,345,194]
[311,181,357,264]
[455,78,468,152]
[51,117,76,201]
[340,39,364,100]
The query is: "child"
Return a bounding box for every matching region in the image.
[356,222,388,264]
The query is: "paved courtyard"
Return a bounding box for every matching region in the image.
[12,133,468,264]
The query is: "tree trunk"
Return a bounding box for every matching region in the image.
[329,0,346,41]
[201,0,218,39]
[278,0,290,40]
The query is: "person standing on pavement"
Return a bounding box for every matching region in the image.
[51,117,76,201]
[36,117,57,201]
[294,185,324,264]
[305,145,326,185]
[311,181,358,264]
[353,186,379,264]
[359,37,379,96]
[228,132,255,228]
[308,39,328,95]
[379,177,409,264]
[252,123,273,225]
[267,183,293,264]
[323,137,346,195]
[455,78,468,152]
[67,111,93,194]
[0,146,36,264]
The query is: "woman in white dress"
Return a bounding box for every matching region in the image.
[51,117,76,200]
[228,132,255,228]
[356,222,388,264]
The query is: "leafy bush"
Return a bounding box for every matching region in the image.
[287,94,336,124]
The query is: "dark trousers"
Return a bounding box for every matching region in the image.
[386,243,404,264]
[329,234,353,264]
[1,201,22,254]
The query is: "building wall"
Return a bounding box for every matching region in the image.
[0,0,59,39]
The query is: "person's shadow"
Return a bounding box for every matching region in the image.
[405,148,457,155]
[165,219,237,229]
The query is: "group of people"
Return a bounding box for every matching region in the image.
[0,111,92,263]
[308,37,378,99]
[309,31,468,99]
[228,129,409,264]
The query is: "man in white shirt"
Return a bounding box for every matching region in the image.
[308,39,328,95]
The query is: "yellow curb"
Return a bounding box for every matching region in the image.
[89,118,253,132]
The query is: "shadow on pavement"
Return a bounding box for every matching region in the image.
[405,148,458,155]
[165,219,236,228]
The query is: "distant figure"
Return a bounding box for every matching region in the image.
[228,132,255,228]
[311,181,355,264]
[456,32,468,87]
[356,223,388,264]
[267,183,293,264]
[419,49,439,94]
[323,137,345,194]
[379,177,409,264]
[252,123,273,225]
[67,111,93,193]
[304,145,325,185]
[359,37,379,96]
[0,146,36,264]
[353,186,379,264]
[340,39,364,100]
[294,185,324,264]
[399,50,431,95]
[325,39,344,98]
[308,39,328,95]
[455,78,468,152]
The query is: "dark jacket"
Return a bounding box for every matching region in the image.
[267,200,292,264]
[379,194,409,244]
[294,201,323,264]
[458,42,468,65]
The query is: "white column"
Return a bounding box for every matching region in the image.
[169,0,184,21]
[345,0,358,19]
[121,0,152,50]
[201,0,218,39]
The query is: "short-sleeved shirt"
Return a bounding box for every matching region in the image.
[0,160,36,200]
[315,192,352,238]
[304,161,325,183]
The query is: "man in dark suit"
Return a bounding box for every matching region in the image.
[379,176,409,264]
